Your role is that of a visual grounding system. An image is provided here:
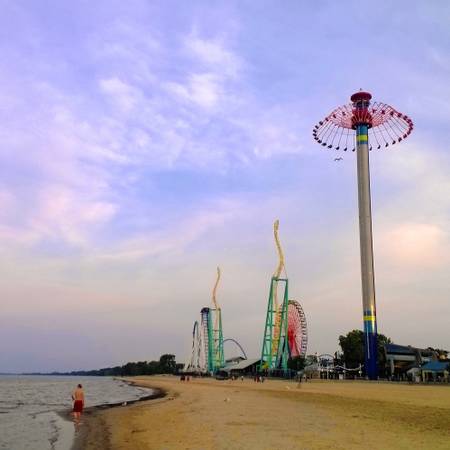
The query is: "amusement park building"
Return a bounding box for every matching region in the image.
[222,358,261,376]
[420,361,449,382]
[385,344,439,377]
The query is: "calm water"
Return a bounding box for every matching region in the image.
[0,375,153,450]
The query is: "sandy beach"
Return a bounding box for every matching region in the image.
[74,375,450,450]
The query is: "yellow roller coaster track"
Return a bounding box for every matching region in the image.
[212,266,222,367]
[271,220,286,358]
[212,266,221,312]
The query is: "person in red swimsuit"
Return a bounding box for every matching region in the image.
[72,384,85,420]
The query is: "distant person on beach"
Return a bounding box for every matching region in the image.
[72,384,84,420]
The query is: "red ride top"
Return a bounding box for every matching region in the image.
[351,91,373,128]
[312,91,413,150]
[350,91,372,103]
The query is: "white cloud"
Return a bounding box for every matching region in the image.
[26,185,117,247]
[373,144,450,226]
[188,73,222,109]
[86,24,305,173]
[0,74,124,251]
[185,34,242,78]
[378,222,448,268]
[165,73,222,109]
[91,198,243,262]
[163,33,243,111]
[99,77,142,112]
[0,188,99,250]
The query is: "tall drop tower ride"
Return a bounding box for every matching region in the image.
[313,91,413,379]
[200,267,224,374]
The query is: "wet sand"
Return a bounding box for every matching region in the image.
[70,383,165,450]
[75,376,450,450]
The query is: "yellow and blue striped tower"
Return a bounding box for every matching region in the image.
[313,90,413,380]
[352,91,378,380]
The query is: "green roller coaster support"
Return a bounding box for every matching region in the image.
[260,277,289,374]
[202,306,224,374]
[201,307,214,373]
[212,308,225,371]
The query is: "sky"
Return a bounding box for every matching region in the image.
[0,1,449,372]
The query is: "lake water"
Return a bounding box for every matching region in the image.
[0,375,153,450]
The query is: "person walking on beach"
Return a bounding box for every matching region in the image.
[72,384,84,420]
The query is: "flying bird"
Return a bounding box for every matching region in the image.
[334,157,343,162]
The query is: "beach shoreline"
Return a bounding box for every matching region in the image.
[70,381,166,450]
[73,375,450,450]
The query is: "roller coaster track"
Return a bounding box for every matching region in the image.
[211,266,224,371]
[271,220,286,359]
[183,321,206,373]
[223,338,248,359]
[212,266,221,334]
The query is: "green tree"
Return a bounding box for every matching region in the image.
[53,353,181,377]
[339,330,391,375]
[377,334,392,374]
[339,330,365,369]
[159,354,176,374]
[288,356,306,371]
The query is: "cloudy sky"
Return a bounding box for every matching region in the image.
[1,1,449,372]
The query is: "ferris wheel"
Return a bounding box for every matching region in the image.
[287,300,308,358]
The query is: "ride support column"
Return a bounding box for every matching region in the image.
[356,123,378,380]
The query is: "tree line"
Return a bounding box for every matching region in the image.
[27,331,449,378]
[27,354,182,377]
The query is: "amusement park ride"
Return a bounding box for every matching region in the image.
[260,220,308,374]
[184,90,412,379]
[313,91,413,379]
[205,267,225,372]
[184,222,308,376]
[184,267,225,374]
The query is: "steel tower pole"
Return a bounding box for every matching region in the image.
[313,91,413,380]
[355,123,378,380]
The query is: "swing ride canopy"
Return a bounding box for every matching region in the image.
[312,92,414,151]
